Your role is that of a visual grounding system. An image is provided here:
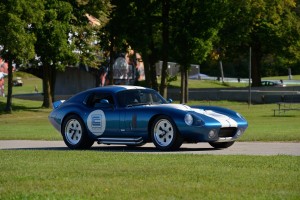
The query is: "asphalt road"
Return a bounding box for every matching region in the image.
[0,140,299,156]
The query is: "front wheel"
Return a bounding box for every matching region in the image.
[62,115,94,149]
[209,141,235,149]
[151,115,183,151]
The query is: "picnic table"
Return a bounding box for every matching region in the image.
[273,102,300,116]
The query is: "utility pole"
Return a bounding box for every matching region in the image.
[248,47,252,108]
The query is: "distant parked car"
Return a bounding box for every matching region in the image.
[261,80,286,87]
[49,85,248,151]
[13,77,23,86]
[189,73,209,80]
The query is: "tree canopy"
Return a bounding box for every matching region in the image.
[1,0,300,108]
[218,0,300,86]
[0,0,44,112]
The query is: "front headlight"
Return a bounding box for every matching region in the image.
[184,113,193,126]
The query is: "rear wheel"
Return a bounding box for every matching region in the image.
[62,115,94,149]
[151,115,183,151]
[209,141,235,149]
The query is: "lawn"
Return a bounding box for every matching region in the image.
[167,74,300,88]
[1,73,299,200]
[0,151,299,199]
[4,72,300,94]
[1,97,299,141]
[4,71,43,95]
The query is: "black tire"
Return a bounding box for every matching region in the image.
[209,141,235,149]
[62,115,94,149]
[151,115,183,151]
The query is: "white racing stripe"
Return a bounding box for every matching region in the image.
[193,109,238,127]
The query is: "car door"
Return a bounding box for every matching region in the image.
[117,90,155,138]
[85,92,120,137]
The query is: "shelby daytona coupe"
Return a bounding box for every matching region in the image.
[49,85,248,151]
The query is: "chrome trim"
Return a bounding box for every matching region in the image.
[216,137,234,142]
[97,137,144,145]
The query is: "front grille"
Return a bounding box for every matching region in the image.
[218,127,237,137]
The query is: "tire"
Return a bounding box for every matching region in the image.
[62,115,94,149]
[151,115,183,151]
[209,141,235,149]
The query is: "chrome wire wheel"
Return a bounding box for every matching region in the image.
[153,119,174,147]
[64,118,82,145]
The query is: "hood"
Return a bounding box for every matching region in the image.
[191,107,238,128]
[160,103,192,111]
[163,104,238,128]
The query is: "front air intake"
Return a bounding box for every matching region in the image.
[218,127,237,137]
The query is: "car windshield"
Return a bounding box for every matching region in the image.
[116,89,167,107]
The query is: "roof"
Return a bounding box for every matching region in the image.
[87,85,147,94]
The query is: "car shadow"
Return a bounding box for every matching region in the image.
[2,147,69,151]
[2,145,221,153]
[91,146,220,153]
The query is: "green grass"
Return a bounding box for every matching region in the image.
[0,98,60,140]
[262,75,300,80]
[1,73,299,200]
[168,78,249,88]
[0,151,299,199]
[4,71,43,95]
[3,72,300,94]
[1,98,300,141]
[167,74,300,88]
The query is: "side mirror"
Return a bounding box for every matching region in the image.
[100,99,109,104]
[94,99,113,108]
[167,98,173,103]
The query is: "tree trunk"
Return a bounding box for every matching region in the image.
[251,42,262,87]
[50,66,56,102]
[143,60,151,87]
[42,64,53,108]
[109,34,115,85]
[4,59,13,113]
[184,69,188,103]
[219,60,224,83]
[180,70,185,104]
[159,0,169,98]
[146,24,158,90]
[160,63,168,98]
[149,61,158,91]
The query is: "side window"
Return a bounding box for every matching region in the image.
[152,93,163,104]
[116,92,125,107]
[86,93,114,108]
[117,90,138,107]
[116,90,166,107]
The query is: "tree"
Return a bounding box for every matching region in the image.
[219,0,300,86]
[170,0,225,103]
[34,0,112,108]
[0,0,44,112]
[159,0,170,98]
[69,0,112,68]
[102,0,161,90]
[34,0,75,108]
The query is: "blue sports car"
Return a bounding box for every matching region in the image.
[49,85,248,151]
